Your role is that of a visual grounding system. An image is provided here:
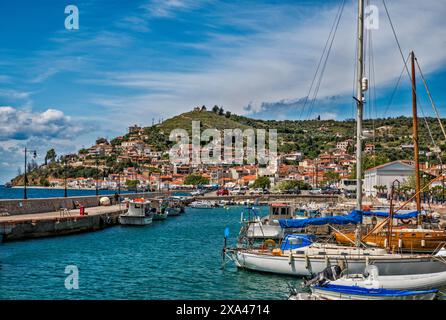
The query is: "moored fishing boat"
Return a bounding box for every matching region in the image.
[162,198,184,217]
[119,198,153,226]
[151,199,169,220]
[242,203,323,240]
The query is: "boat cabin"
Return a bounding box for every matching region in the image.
[269,203,295,220]
[128,199,151,216]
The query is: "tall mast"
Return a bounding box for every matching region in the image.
[356,0,365,210]
[411,51,422,213]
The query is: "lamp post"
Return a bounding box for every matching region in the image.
[23,148,37,200]
[64,157,68,198]
[95,156,99,196]
[118,172,121,195]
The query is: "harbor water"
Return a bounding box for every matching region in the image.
[0,205,302,300]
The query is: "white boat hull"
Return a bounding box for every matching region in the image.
[310,287,436,300]
[119,215,152,226]
[332,271,446,291]
[234,251,446,276]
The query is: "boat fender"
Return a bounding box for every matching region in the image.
[262,239,276,250]
[383,238,388,248]
[325,255,330,267]
[365,256,369,266]
[106,215,112,224]
[398,238,403,248]
[338,259,346,271]
[304,254,310,269]
[421,239,426,247]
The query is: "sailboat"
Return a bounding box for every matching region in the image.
[333,52,446,253]
[225,0,446,277]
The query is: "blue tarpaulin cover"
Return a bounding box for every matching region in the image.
[279,210,363,229]
[363,210,418,219]
[280,234,315,251]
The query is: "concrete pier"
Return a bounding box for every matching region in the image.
[0,204,125,242]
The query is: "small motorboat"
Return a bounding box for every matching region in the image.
[309,284,437,300]
[328,265,446,292]
[292,264,446,300]
[153,211,168,220]
[189,200,216,209]
[162,198,184,217]
[119,199,153,226]
[150,199,169,220]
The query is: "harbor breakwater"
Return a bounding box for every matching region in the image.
[0,192,168,216]
[0,208,122,242]
[0,192,172,242]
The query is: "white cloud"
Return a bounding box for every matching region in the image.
[0,89,32,100]
[142,0,200,18]
[88,0,446,120]
[0,106,86,141]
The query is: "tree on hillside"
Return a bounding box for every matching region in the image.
[225,111,231,118]
[324,172,340,185]
[212,105,220,113]
[251,176,271,189]
[218,107,224,116]
[184,174,209,186]
[27,159,38,172]
[96,137,108,145]
[277,180,311,191]
[45,149,57,165]
[126,180,138,189]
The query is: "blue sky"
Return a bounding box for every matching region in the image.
[0,0,446,183]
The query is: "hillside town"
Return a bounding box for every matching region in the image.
[32,118,445,202]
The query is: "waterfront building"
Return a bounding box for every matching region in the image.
[364,160,415,197]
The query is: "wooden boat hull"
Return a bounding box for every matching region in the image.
[234,251,446,277]
[334,230,446,253]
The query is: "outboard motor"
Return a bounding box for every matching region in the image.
[303,265,342,287]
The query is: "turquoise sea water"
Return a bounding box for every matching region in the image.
[0,206,302,300]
